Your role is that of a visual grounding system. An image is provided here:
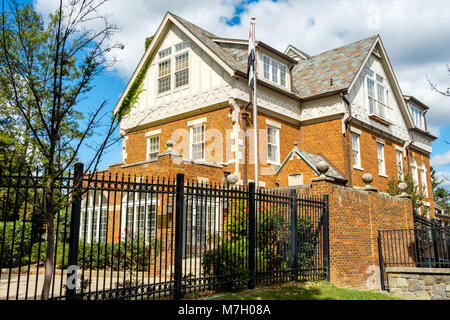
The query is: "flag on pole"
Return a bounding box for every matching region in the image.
[248,23,256,91]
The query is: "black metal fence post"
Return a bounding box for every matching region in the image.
[322,194,330,281]
[174,173,185,300]
[431,226,440,267]
[66,163,83,300]
[377,231,386,291]
[248,182,256,289]
[290,189,298,281]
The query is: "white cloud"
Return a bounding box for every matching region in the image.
[33,0,450,130]
[432,150,450,166]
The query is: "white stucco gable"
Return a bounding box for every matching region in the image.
[347,39,418,145]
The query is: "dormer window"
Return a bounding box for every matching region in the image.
[366,68,389,119]
[262,54,288,88]
[410,104,425,130]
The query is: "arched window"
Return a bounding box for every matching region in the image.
[411,158,419,187]
[420,161,428,197]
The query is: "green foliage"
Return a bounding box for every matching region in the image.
[117,35,154,119]
[431,166,450,213]
[202,199,320,289]
[0,220,46,267]
[386,174,424,209]
[202,238,264,291]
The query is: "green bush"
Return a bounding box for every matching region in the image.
[202,238,265,291]
[0,220,34,267]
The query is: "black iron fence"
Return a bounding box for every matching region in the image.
[0,163,329,300]
[378,221,450,290]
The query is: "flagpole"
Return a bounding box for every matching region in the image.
[251,16,259,190]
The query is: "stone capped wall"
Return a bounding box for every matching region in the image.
[387,267,450,300]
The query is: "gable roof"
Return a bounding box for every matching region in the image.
[114,13,407,120]
[292,36,378,99]
[276,146,347,182]
[284,44,311,60]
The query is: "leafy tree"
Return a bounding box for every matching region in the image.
[0,0,123,299]
[386,174,424,210]
[430,167,450,213]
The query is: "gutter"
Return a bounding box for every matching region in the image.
[234,70,302,102]
[341,92,353,188]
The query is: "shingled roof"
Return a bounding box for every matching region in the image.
[275,146,347,182]
[170,13,246,73]
[292,36,378,99]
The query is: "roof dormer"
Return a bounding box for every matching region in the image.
[284,45,310,61]
[404,95,429,131]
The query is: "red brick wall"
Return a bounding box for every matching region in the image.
[306,180,414,289]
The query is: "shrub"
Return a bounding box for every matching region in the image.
[0,220,34,267]
[202,238,265,291]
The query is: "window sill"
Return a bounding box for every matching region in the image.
[267,160,281,166]
[379,174,388,178]
[157,84,190,98]
[353,166,364,172]
[369,114,393,126]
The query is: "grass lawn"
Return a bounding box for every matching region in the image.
[190,281,402,300]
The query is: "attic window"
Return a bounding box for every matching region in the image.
[410,104,425,130]
[262,54,288,88]
[175,40,190,52]
[366,68,389,120]
[159,47,172,59]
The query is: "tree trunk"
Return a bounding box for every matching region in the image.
[41,190,55,300]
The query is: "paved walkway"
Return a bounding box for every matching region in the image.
[1,258,203,300]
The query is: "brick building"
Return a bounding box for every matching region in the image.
[108,12,436,217]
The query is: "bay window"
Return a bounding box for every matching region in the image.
[80,192,108,243]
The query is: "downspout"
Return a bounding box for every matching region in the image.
[342,92,353,188]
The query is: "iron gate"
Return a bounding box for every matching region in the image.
[0,163,329,300]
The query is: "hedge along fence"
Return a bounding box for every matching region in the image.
[0,221,159,271]
[201,195,321,291]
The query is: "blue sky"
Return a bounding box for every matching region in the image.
[31,0,450,187]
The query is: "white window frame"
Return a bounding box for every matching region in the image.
[121,193,158,242]
[365,68,390,119]
[377,142,386,176]
[146,135,160,161]
[351,133,362,169]
[158,59,171,94]
[80,192,108,243]
[420,161,428,197]
[262,54,288,88]
[190,124,205,162]
[267,126,280,165]
[410,104,425,130]
[396,149,404,180]
[411,158,419,187]
[157,42,190,95]
[174,52,189,88]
